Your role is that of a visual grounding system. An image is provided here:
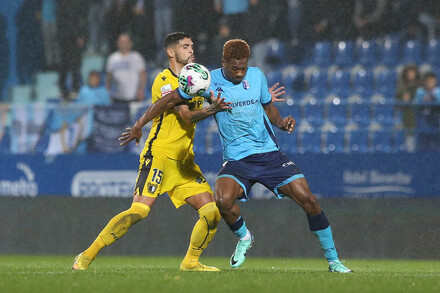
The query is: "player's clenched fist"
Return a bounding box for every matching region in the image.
[280,116,296,133]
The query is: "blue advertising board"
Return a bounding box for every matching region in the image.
[0,153,439,198]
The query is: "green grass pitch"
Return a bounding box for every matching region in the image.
[1,255,439,293]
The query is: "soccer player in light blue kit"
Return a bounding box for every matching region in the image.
[120,39,352,273]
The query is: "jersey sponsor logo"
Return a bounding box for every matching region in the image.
[161,84,172,97]
[231,99,258,108]
[242,80,250,90]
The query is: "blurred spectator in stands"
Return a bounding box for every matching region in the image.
[211,18,231,67]
[87,0,112,55]
[213,0,249,38]
[352,0,391,39]
[76,71,110,106]
[390,0,425,40]
[153,0,173,64]
[418,0,440,40]
[0,14,8,100]
[287,0,301,41]
[300,0,333,43]
[41,0,59,70]
[130,0,156,63]
[395,64,421,152]
[106,33,147,103]
[57,0,88,100]
[414,72,440,151]
[105,0,134,54]
[15,0,45,85]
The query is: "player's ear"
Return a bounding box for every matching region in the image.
[166,48,175,59]
[222,58,226,67]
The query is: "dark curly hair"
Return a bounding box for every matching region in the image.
[223,39,250,62]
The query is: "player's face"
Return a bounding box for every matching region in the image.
[174,38,195,65]
[222,58,248,84]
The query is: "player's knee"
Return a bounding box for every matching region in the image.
[214,193,234,212]
[198,202,221,228]
[128,202,151,221]
[301,194,321,215]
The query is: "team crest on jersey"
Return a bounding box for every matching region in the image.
[161,84,172,97]
[147,182,158,194]
[242,80,250,90]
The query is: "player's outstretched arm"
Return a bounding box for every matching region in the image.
[174,91,232,124]
[118,89,184,145]
[269,83,286,103]
[263,103,296,133]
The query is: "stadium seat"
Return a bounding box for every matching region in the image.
[426,39,440,66]
[266,70,283,88]
[375,69,397,96]
[327,101,348,126]
[283,68,305,94]
[312,42,332,67]
[81,55,106,83]
[348,130,369,153]
[299,130,322,153]
[34,85,61,103]
[10,85,33,104]
[393,130,408,153]
[372,104,395,126]
[334,41,354,67]
[353,68,374,96]
[0,126,11,154]
[303,103,324,127]
[276,129,298,153]
[277,104,301,120]
[371,130,392,152]
[193,128,207,154]
[329,70,351,97]
[379,38,399,66]
[206,131,222,154]
[402,40,422,65]
[35,71,59,88]
[357,39,377,67]
[307,69,328,96]
[349,103,371,126]
[323,130,346,153]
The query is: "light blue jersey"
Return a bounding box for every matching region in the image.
[210,67,279,161]
[177,66,280,161]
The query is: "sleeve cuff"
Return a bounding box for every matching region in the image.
[176,87,193,100]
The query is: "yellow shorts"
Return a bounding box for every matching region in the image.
[134,152,213,208]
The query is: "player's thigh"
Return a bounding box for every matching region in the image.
[279,177,321,213]
[169,161,213,209]
[185,191,215,210]
[214,177,244,210]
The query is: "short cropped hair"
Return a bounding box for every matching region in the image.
[164,32,191,48]
[424,72,436,80]
[223,39,250,62]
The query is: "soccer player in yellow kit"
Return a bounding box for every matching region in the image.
[72,32,231,271]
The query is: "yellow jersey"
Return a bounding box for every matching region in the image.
[141,68,204,160]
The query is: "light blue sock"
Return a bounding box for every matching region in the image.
[312,226,339,262]
[228,216,248,239]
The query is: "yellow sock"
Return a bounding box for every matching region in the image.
[181,202,221,267]
[83,202,150,259]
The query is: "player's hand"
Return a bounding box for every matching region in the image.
[279,116,296,133]
[269,83,286,103]
[208,90,232,113]
[118,126,143,146]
